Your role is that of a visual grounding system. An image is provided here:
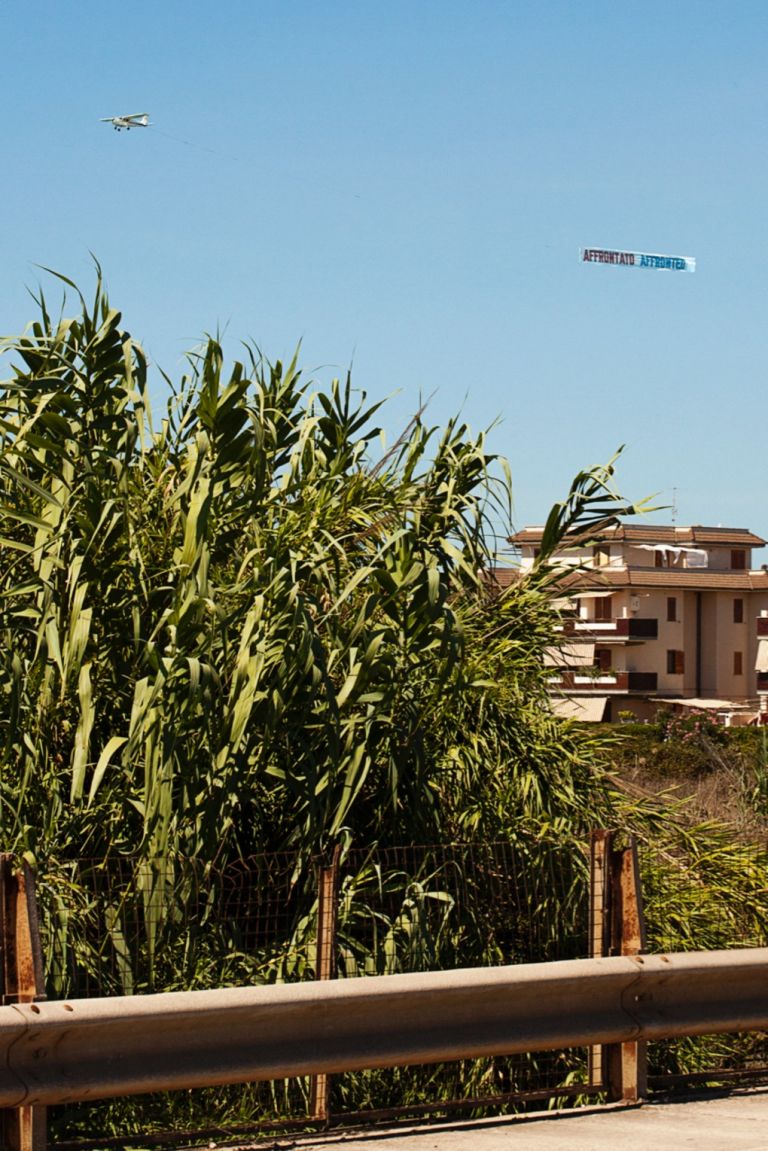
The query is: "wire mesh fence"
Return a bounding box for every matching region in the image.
[28,833,768,1146]
[36,836,593,1145]
[37,839,591,1000]
[331,840,593,1124]
[38,852,308,1000]
[639,841,768,954]
[638,839,768,1089]
[338,839,588,974]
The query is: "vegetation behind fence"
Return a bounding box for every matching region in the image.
[5,277,768,1146]
[39,838,589,999]
[37,836,589,1143]
[31,832,768,1146]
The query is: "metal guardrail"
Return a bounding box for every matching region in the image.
[1,948,767,1109]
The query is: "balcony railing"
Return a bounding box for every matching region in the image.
[626,671,659,691]
[550,670,658,694]
[561,618,658,639]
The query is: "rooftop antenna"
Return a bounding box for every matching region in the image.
[671,487,678,526]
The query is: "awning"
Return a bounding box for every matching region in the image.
[544,642,595,667]
[636,544,707,556]
[551,696,608,722]
[756,640,768,673]
[656,697,740,711]
[635,543,708,567]
[570,590,613,600]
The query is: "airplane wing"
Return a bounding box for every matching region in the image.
[100,113,149,123]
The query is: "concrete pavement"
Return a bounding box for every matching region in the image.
[263,1091,768,1151]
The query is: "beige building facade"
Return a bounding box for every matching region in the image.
[508,524,768,722]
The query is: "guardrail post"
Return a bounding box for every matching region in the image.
[309,845,341,1123]
[0,855,47,1151]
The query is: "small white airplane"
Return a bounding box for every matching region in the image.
[100,112,150,131]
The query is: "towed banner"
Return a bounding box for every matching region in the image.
[581,248,696,273]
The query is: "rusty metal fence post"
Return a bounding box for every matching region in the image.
[309,845,341,1123]
[0,855,47,1151]
[589,831,648,1103]
[588,830,612,1090]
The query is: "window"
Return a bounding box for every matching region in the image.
[667,596,677,622]
[734,651,743,676]
[733,598,744,624]
[593,545,611,568]
[595,648,612,672]
[731,549,747,570]
[594,596,612,621]
[655,550,664,568]
[667,650,684,675]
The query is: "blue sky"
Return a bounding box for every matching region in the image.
[2,1,767,555]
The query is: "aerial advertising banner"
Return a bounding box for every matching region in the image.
[581,248,696,273]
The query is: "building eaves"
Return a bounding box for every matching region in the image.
[509,524,767,548]
[556,569,768,592]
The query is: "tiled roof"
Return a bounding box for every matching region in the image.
[510,524,767,548]
[556,568,768,592]
[488,568,517,588]
[488,566,768,592]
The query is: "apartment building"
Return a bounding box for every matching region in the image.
[508,523,768,722]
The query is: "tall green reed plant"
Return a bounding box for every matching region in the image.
[0,271,640,877]
[3,268,765,1008]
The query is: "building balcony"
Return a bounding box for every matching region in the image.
[550,670,658,694]
[561,617,658,640]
